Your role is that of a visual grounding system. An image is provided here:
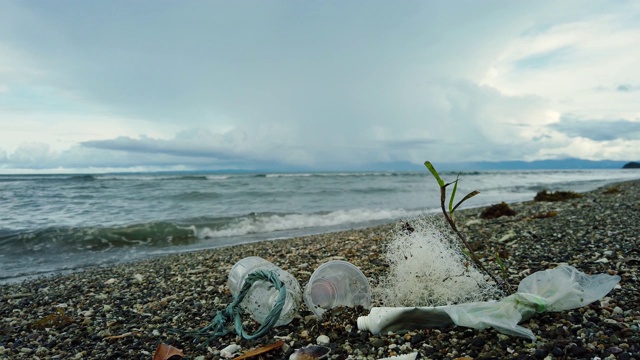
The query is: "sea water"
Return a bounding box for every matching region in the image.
[1,169,639,283]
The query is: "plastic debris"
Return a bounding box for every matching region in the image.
[289,345,331,360]
[377,353,421,360]
[303,260,371,318]
[228,256,302,326]
[358,265,620,341]
[220,344,240,358]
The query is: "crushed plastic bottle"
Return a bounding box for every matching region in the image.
[303,260,371,318]
[227,256,302,326]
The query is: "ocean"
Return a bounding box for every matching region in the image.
[1,169,639,284]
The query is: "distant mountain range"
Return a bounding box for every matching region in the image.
[360,158,638,171]
[141,158,640,174]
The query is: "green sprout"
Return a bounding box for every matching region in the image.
[495,252,508,281]
[424,161,513,294]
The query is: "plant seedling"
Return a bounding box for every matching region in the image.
[424,161,513,294]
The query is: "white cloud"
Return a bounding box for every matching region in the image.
[482,7,640,120]
[8,142,57,166]
[0,110,187,154]
[0,1,639,172]
[536,136,640,161]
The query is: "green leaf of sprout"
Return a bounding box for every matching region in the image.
[451,190,480,213]
[424,161,445,187]
[449,176,460,213]
[495,252,507,279]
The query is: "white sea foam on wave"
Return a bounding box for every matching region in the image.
[265,173,313,178]
[474,169,640,194]
[196,208,425,238]
[263,172,400,178]
[96,174,231,181]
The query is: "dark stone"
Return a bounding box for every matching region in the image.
[370,338,385,348]
[618,352,631,360]
[608,346,623,354]
[410,334,424,345]
[423,346,436,355]
[470,337,487,348]
[533,348,548,359]
[567,345,589,357]
[551,346,564,356]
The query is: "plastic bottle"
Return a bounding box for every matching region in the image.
[227,256,302,326]
[303,260,371,318]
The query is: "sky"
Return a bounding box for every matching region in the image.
[1,1,639,173]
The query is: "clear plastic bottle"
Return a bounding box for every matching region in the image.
[227,256,302,326]
[303,260,371,318]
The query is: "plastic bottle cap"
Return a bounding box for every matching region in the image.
[357,315,369,331]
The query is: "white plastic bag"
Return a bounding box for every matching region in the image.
[517,264,621,311]
[445,265,621,340]
[359,265,620,341]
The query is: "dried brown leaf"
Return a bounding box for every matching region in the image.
[234,340,285,360]
[153,343,184,360]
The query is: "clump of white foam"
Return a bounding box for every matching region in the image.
[373,216,502,307]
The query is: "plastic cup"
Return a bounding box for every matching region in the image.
[228,256,271,295]
[303,260,371,318]
[227,256,301,326]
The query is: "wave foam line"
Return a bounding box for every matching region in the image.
[197,208,424,238]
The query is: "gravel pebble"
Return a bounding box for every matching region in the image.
[1,180,640,359]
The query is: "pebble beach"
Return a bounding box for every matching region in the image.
[1,180,639,359]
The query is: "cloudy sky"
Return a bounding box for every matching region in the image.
[1,1,639,173]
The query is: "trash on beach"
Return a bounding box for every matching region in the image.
[289,345,331,360]
[303,260,371,318]
[180,256,301,342]
[152,343,183,360]
[373,217,502,308]
[228,256,302,326]
[184,257,369,343]
[220,344,241,358]
[377,353,422,360]
[358,265,621,341]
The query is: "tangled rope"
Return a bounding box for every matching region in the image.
[177,269,286,344]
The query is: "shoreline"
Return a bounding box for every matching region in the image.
[1,180,639,359]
